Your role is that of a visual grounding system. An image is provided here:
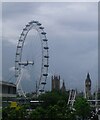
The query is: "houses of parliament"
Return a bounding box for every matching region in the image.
[51,73,92,99]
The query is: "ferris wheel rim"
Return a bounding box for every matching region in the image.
[15,20,49,95]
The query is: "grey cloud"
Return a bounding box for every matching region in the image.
[2,2,42,20]
[2,2,98,92]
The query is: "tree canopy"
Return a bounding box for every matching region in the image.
[74,97,91,120]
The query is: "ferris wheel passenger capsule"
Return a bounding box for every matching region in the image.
[44,47,49,49]
[19,39,23,42]
[29,20,38,23]
[26,24,30,27]
[44,65,49,67]
[29,21,33,24]
[43,74,48,76]
[21,33,25,36]
[43,39,48,41]
[15,68,19,70]
[17,46,21,48]
[16,53,20,55]
[41,32,46,35]
[33,21,39,23]
[39,27,44,29]
[41,82,46,85]
[44,55,49,58]
[37,23,42,26]
[39,89,44,92]
[23,28,27,31]
[15,60,19,62]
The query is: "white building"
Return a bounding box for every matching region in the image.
[0,81,16,98]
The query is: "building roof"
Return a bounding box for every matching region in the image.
[0,81,16,87]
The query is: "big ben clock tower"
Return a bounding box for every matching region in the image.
[85,73,91,99]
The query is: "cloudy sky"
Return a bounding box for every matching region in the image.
[2,2,98,93]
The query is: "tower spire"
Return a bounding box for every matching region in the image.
[61,80,66,92]
[87,72,90,79]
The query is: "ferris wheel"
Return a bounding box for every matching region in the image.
[15,20,49,96]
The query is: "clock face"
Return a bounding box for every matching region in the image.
[86,82,91,86]
[88,82,91,85]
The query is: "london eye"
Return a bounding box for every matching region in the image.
[15,20,49,97]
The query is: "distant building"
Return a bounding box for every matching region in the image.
[51,75,60,91]
[61,80,66,92]
[51,75,67,92]
[0,81,16,97]
[85,73,91,99]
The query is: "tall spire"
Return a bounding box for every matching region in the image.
[62,80,65,87]
[87,73,90,79]
[61,80,66,92]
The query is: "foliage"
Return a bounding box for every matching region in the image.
[38,91,69,108]
[29,100,75,120]
[30,106,46,120]
[2,105,28,120]
[2,92,92,120]
[74,97,91,120]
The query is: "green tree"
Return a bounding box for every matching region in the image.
[30,106,46,120]
[66,108,76,120]
[74,97,91,120]
[47,104,69,120]
[38,91,68,108]
[2,105,28,120]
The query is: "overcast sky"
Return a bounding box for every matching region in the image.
[2,2,98,93]
[1,0,99,2]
